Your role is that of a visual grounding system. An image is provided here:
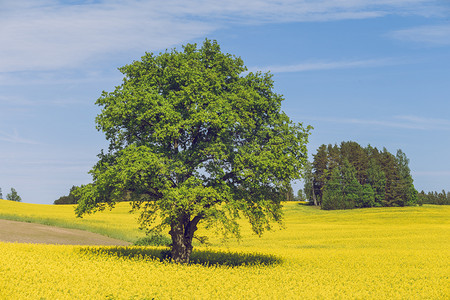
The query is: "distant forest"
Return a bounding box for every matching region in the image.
[418,190,450,205]
[303,141,418,210]
[54,141,449,207]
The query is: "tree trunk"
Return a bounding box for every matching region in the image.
[312,181,318,206]
[169,214,201,264]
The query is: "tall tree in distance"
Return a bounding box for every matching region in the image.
[327,144,340,172]
[396,149,417,206]
[75,39,311,263]
[312,145,328,205]
[302,161,318,206]
[366,159,386,206]
[321,167,344,210]
[341,159,362,209]
[284,185,295,201]
[379,148,403,206]
[6,188,21,202]
[296,189,306,202]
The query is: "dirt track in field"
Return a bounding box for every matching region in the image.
[0,219,131,246]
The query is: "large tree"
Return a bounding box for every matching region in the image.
[75,40,311,263]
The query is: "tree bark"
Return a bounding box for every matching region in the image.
[169,214,201,264]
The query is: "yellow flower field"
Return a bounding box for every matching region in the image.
[0,201,449,299]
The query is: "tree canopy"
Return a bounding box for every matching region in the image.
[75,39,311,263]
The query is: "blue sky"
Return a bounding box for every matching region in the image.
[1,0,449,204]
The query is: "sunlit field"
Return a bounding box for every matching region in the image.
[0,201,449,299]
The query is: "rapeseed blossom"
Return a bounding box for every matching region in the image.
[0,202,448,299]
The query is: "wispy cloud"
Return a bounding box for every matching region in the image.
[249,58,399,73]
[0,130,39,145]
[161,0,445,23]
[0,1,215,72]
[306,115,450,131]
[395,115,450,129]
[0,0,445,72]
[0,95,35,106]
[389,24,450,46]
[413,170,450,177]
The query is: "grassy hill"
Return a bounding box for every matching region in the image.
[0,200,449,298]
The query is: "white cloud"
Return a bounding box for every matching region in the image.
[162,0,444,23]
[389,24,450,45]
[306,115,450,131]
[0,95,35,106]
[0,130,39,145]
[249,58,398,73]
[0,0,445,72]
[0,69,122,86]
[413,171,450,176]
[0,1,214,72]
[395,115,450,130]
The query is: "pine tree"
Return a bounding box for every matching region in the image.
[341,159,362,208]
[302,161,318,205]
[322,167,344,210]
[313,145,328,205]
[385,167,405,206]
[379,149,405,206]
[327,144,340,171]
[341,141,368,185]
[366,159,386,206]
[396,149,418,206]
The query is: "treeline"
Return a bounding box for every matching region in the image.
[303,141,418,210]
[54,186,129,204]
[284,186,307,202]
[418,190,450,205]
